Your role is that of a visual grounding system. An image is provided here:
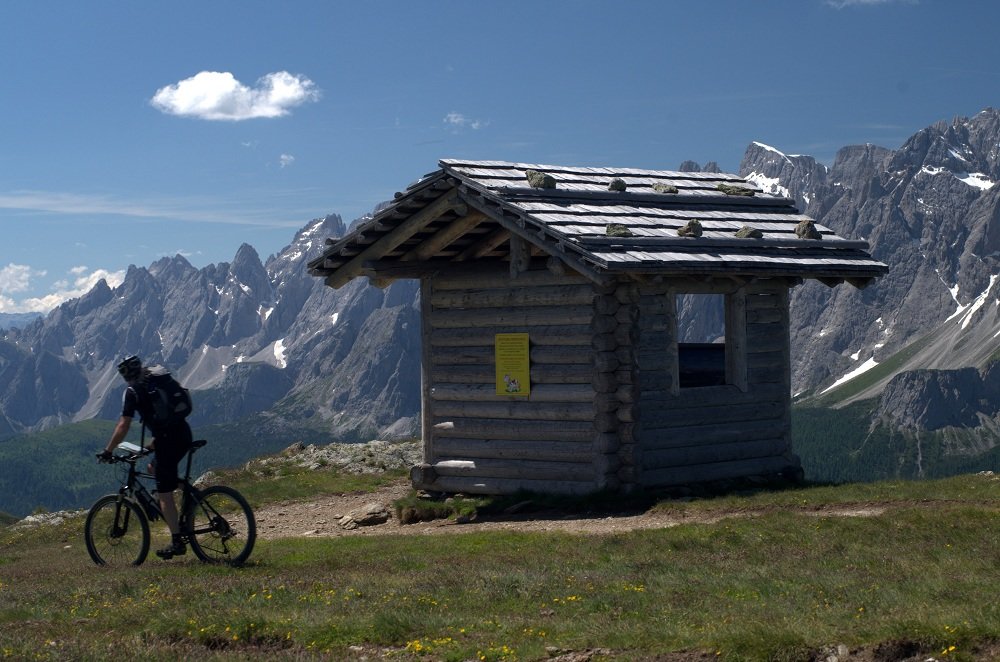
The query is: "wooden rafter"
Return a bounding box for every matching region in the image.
[324,191,463,288]
[456,189,611,286]
[454,227,511,261]
[400,211,487,262]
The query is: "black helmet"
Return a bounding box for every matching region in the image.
[117,355,142,381]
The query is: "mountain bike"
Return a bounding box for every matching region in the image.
[85,439,256,567]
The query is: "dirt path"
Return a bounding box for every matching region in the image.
[254,477,890,540]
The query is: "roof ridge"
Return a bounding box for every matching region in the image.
[440,158,743,181]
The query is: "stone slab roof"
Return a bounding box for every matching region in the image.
[308,159,887,287]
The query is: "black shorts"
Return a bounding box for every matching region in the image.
[151,422,194,492]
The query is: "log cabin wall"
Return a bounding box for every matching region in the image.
[421,266,608,495]
[634,278,799,487]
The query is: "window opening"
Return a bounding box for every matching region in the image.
[676,293,726,388]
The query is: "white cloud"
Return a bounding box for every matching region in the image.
[444,111,489,130]
[0,189,304,228]
[151,71,320,121]
[0,266,125,313]
[279,153,295,168]
[0,263,45,294]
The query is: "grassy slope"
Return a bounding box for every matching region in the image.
[793,401,1000,484]
[0,417,338,518]
[1,466,998,661]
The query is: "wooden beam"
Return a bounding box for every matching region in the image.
[454,227,510,261]
[324,191,462,288]
[509,235,531,278]
[457,188,612,287]
[400,212,487,262]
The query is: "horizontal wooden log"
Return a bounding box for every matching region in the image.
[594,352,619,373]
[430,305,592,329]
[594,295,619,315]
[748,365,787,385]
[592,334,619,352]
[430,364,591,384]
[430,284,595,309]
[746,308,783,324]
[641,419,789,450]
[429,344,594,366]
[746,327,788,353]
[617,403,638,423]
[591,314,618,334]
[617,465,638,484]
[594,453,621,477]
[640,383,786,409]
[433,400,594,421]
[430,383,593,403]
[615,283,640,304]
[594,393,618,413]
[616,385,636,404]
[429,325,592,347]
[594,432,619,454]
[594,411,618,433]
[614,367,636,385]
[431,437,595,463]
[592,372,618,393]
[642,438,790,471]
[640,455,795,488]
[745,292,783,310]
[747,349,786,369]
[431,457,595,482]
[419,475,599,496]
[434,269,588,291]
[433,417,594,442]
[616,305,639,324]
[642,400,785,429]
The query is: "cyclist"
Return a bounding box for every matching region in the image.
[98,356,193,560]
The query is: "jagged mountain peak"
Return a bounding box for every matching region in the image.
[740,109,1000,404]
[677,160,721,174]
[148,254,196,280]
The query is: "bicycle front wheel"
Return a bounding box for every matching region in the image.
[84,494,150,566]
[185,485,256,566]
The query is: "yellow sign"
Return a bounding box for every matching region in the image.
[495,333,530,397]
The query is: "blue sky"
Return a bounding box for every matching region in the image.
[1,0,998,312]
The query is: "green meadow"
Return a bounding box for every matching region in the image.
[1,468,998,661]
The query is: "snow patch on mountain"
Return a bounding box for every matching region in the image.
[745,172,790,197]
[274,338,288,369]
[919,165,995,190]
[822,357,879,394]
[752,141,792,164]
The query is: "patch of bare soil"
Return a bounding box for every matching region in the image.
[254,476,894,541]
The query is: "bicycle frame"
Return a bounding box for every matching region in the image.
[88,433,255,566]
[113,430,203,531]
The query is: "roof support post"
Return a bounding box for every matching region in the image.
[509,235,531,278]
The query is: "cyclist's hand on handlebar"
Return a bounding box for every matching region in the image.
[96,450,113,464]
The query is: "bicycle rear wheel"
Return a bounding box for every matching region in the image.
[185,485,256,566]
[84,494,150,566]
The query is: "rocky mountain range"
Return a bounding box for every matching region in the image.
[739,108,1000,447]
[0,213,421,442]
[2,108,999,457]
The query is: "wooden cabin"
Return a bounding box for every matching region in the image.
[308,159,887,495]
